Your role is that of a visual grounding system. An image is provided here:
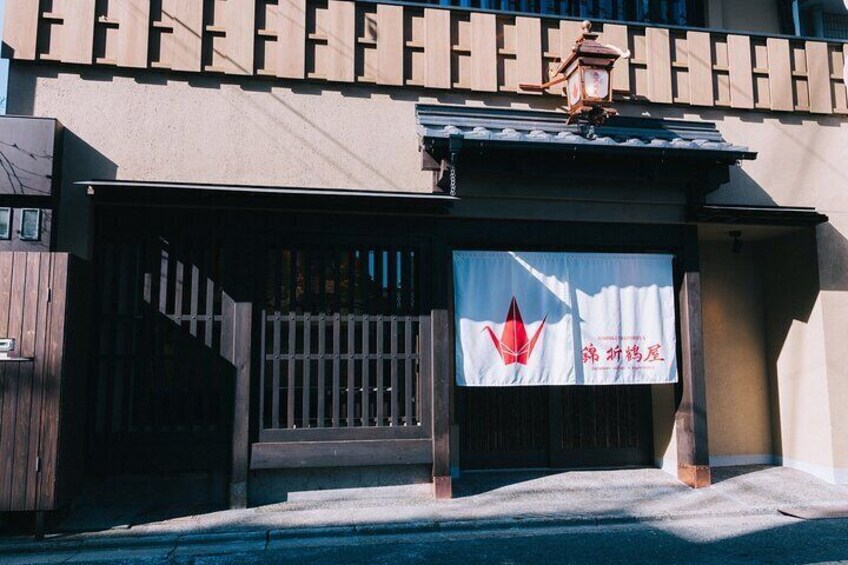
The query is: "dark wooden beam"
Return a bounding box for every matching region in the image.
[431,308,452,499]
[250,439,433,469]
[675,228,711,488]
[222,294,252,508]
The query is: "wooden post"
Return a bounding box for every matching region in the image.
[222,293,252,508]
[431,308,452,499]
[675,229,711,488]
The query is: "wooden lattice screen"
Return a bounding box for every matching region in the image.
[259,246,428,438]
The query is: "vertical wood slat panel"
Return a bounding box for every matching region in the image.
[114,0,150,68]
[806,41,833,115]
[258,310,266,430]
[287,313,296,428]
[361,315,369,425]
[317,314,326,427]
[376,316,384,426]
[219,0,256,75]
[767,38,794,112]
[555,20,583,97]
[55,0,96,64]
[3,0,40,60]
[303,314,311,427]
[39,254,69,509]
[390,315,398,426]
[0,254,25,510]
[604,24,630,93]
[376,3,404,86]
[515,17,541,94]
[325,0,355,83]
[160,0,203,72]
[424,8,451,89]
[10,254,40,510]
[727,34,754,109]
[25,255,51,510]
[274,0,307,79]
[404,316,412,425]
[332,313,340,427]
[470,12,497,92]
[189,264,199,336]
[272,313,281,429]
[687,31,714,107]
[646,27,673,103]
[347,314,355,426]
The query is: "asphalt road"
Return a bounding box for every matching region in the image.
[15,514,848,565]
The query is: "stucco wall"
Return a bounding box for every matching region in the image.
[8,61,848,482]
[701,241,772,462]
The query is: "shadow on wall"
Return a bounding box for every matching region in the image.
[57,130,117,259]
[707,168,848,465]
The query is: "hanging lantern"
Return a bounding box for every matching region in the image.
[520,20,627,125]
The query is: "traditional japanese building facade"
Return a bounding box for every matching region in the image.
[1,0,847,512]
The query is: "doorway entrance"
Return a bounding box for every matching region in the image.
[459,386,654,470]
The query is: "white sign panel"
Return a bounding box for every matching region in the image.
[453,251,678,387]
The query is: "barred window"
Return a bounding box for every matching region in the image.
[404,0,705,27]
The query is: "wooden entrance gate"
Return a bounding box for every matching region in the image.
[460,386,653,470]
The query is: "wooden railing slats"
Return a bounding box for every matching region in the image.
[604,24,630,93]
[5,0,846,116]
[287,313,296,428]
[806,41,833,115]
[274,0,307,79]
[113,0,150,68]
[687,31,714,107]
[727,34,754,110]
[646,27,673,104]
[3,0,39,60]
[424,8,451,89]
[471,12,497,92]
[160,0,204,72]
[317,314,326,427]
[261,312,426,433]
[516,16,542,94]
[767,38,794,112]
[326,0,356,82]
[377,3,404,86]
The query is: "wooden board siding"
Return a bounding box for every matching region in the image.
[0,253,89,512]
[646,27,673,104]
[5,0,847,116]
[767,38,794,112]
[687,31,713,107]
[470,12,497,92]
[515,17,542,94]
[156,0,204,72]
[376,4,404,86]
[806,42,833,115]
[2,0,39,60]
[727,35,754,109]
[268,0,307,79]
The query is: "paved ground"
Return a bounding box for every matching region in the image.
[2,466,848,564]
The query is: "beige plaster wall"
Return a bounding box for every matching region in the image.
[9,61,848,481]
[700,241,772,461]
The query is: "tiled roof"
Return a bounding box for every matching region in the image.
[417,105,756,161]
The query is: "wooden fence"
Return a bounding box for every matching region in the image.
[4,1,846,115]
[252,311,433,469]
[0,252,89,513]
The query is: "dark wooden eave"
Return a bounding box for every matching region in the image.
[77,180,457,214]
[689,204,829,227]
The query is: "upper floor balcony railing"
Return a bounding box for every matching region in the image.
[3,0,847,116]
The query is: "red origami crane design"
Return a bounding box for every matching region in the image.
[484,297,547,366]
